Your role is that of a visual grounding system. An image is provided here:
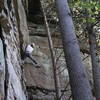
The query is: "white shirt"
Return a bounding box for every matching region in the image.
[25,45,34,54]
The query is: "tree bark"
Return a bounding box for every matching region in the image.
[88,26,100,100]
[56,0,93,100]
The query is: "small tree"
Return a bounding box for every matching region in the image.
[87,25,100,100]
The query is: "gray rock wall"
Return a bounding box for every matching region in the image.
[0,39,5,100]
[0,0,29,100]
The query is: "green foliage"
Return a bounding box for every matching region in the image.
[69,0,100,24]
[68,0,100,50]
[41,0,100,45]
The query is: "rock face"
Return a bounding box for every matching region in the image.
[24,22,68,100]
[0,0,29,100]
[0,39,5,100]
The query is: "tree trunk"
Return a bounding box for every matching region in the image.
[56,0,93,100]
[88,26,100,100]
[41,3,61,100]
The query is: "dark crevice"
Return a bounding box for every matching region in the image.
[4,64,9,100]
[28,0,42,16]
[4,7,8,16]
[27,0,44,24]
[0,25,6,56]
[0,25,9,100]
[7,0,12,11]
[11,84,17,100]
[0,25,4,40]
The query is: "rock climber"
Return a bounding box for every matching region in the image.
[24,43,41,68]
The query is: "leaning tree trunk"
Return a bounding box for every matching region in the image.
[87,25,100,100]
[55,0,93,100]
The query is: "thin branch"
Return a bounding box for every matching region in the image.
[82,55,89,61]
[92,18,100,27]
[26,85,70,95]
[29,33,61,38]
[55,51,64,66]
[40,1,61,99]
[57,67,67,75]
[80,48,90,54]
[68,95,72,100]
[59,82,69,100]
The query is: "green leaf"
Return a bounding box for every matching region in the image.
[88,18,96,23]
